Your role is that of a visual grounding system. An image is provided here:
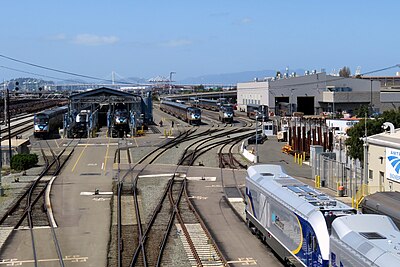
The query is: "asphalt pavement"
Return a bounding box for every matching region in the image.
[250,135,353,206]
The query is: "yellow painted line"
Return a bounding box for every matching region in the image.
[103,138,111,172]
[71,140,89,172]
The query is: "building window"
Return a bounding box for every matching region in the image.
[380,171,385,191]
[369,170,373,180]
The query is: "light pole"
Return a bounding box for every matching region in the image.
[261,106,265,137]
[255,112,259,163]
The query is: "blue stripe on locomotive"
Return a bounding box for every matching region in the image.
[246,187,257,218]
[295,214,329,267]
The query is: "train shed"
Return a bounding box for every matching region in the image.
[66,87,152,137]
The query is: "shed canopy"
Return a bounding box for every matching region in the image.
[69,87,141,104]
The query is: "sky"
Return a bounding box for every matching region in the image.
[1,1,399,83]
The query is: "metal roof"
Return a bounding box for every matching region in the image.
[247,165,354,218]
[69,87,139,100]
[332,214,400,266]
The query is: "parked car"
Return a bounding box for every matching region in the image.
[248,135,267,144]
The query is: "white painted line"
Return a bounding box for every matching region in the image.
[93,198,110,201]
[186,176,216,181]
[45,176,58,228]
[80,191,113,196]
[76,143,118,146]
[188,196,208,200]
[138,173,186,178]
[228,198,244,203]
[227,258,257,265]
[0,255,89,265]
[205,185,222,188]
[17,226,51,230]
[87,163,98,166]
[101,162,104,170]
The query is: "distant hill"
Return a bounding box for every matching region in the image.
[178,69,306,85]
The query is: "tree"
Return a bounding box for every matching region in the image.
[345,108,400,161]
[11,153,38,171]
[355,104,371,118]
[339,66,351,77]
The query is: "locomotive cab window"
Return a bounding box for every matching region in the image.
[35,116,49,124]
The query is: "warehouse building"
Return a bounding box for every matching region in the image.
[237,71,381,116]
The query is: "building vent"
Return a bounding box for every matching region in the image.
[359,232,386,240]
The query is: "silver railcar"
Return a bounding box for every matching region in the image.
[330,214,400,267]
[245,164,356,267]
[34,106,68,138]
[160,100,201,125]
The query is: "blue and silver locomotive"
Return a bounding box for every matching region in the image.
[34,106,68,138]
[245,165,356,266]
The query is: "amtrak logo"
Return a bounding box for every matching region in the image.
[387,148,400,182]
[388,155,400,174]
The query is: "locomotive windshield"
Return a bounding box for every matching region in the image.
[77,114,88,122]
[221,105,233,112]
[188,108,201,115]
[34,115,49,124]
[115,109,128,117]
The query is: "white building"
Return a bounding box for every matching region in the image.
[366,127,400,193]
[237,72,381,116]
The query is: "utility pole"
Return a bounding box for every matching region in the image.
[7,86,11,165]
[4,82,7,126]
[363,112,369,195]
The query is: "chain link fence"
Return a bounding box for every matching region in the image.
[312,154,364,198]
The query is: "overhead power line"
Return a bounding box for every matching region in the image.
[0,65,89,83]
[0,54,137,85]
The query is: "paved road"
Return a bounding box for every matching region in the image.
[187,167,283,267]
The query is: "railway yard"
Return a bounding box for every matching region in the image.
[0,97,374,267]
[0,99,290,267]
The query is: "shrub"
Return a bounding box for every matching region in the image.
[10,153,38,171]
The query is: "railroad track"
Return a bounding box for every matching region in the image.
[111,123,260,266]
[0,116,34,141]
[0,139,77,267]
[111,125,234,267]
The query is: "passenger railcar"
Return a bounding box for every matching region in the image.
[34,106,68,138]
[218,104,234,123]
[196,98,219,111]
[330,214,400,266]
[245,164,356,266]
[195,98,228,111]
[360,191,400,228]
[247,104,269,121]
[160,100,201,125]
